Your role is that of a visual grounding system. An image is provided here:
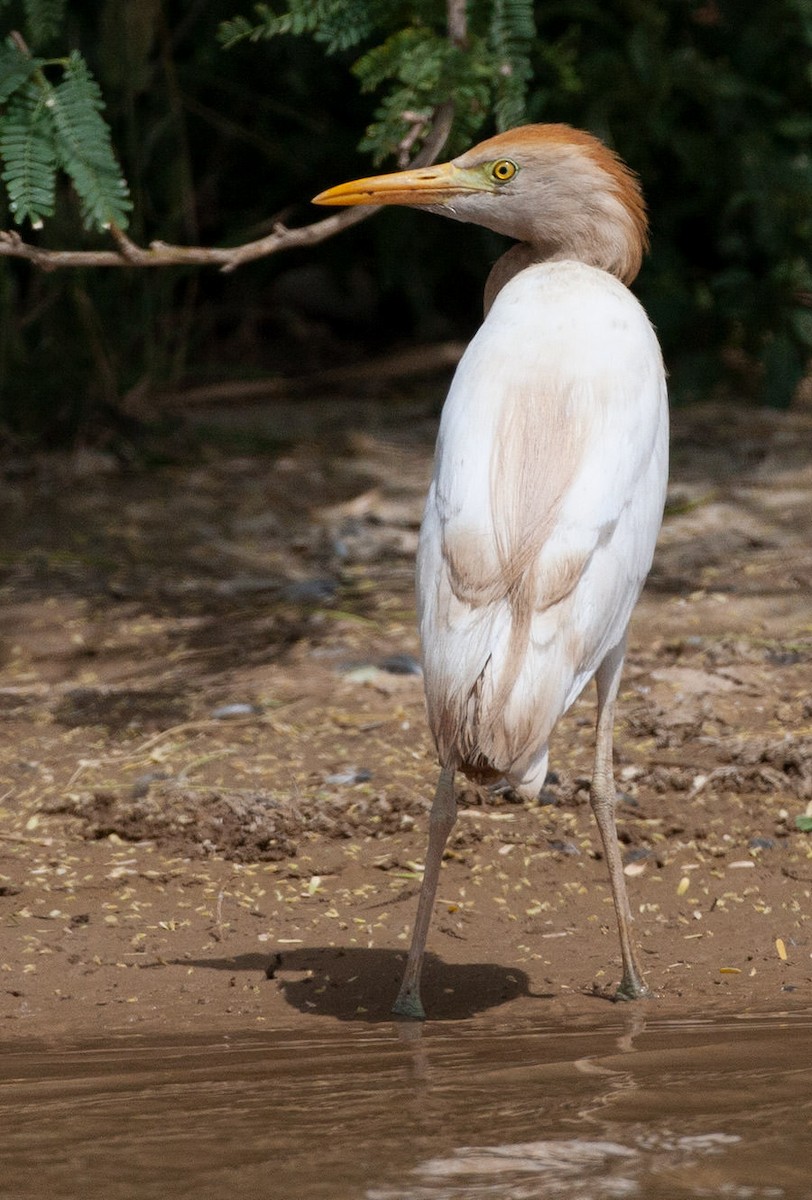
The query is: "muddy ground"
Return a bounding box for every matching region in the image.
[1,396,811,1042]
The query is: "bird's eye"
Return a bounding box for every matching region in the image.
[491,159,517,184]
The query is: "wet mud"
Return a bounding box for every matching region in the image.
[0,402,811,1195]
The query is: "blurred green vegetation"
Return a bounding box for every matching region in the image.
[0,0,810,445]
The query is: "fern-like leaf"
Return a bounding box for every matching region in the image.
[0,79,56,226]
[220,0,389,54]
[220,2,323,47]
[356,31,492,164]
[311,0,385,53]
[49,51,131,229]
[222,0,528,164]
[489,0,534,130]
[23,0,67,46]
[353,28,425,94]
[218,15,258,49]
[0,37,40,104]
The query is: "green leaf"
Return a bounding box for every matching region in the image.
[221,1,391,55]
[0,79,57,226]
[795,815,812,833]
[0,37,39,104]
[49,50,131,230]
[489,0,534,130]
[352,29,421,94]
[218,15,258,49]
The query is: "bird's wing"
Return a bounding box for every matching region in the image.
[418,262,668,782]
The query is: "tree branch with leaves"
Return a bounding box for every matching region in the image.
[0,0,535,272]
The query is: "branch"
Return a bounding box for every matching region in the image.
[0,207,377,273]
[446,0,469,48]
[0,94,457,275]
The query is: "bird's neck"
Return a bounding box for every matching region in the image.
[483,213,641,315]
[483,244,537,314]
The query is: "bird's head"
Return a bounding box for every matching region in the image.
[314,124,648,285]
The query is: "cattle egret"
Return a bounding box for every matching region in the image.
[314,124,669,1019]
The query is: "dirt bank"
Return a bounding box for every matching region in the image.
[1,404,811,1040]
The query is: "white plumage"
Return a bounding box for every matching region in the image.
[420,261,668,797]
[315,123,669,1019]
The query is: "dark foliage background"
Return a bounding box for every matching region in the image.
[1,0,810,444]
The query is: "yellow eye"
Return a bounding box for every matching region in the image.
[491,159,517,183]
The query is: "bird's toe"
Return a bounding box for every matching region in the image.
[392,989,426,1021]
[615,975,652,1002]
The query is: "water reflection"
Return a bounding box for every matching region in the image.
[1,1013,810,1199]
[369,1132,748,1200]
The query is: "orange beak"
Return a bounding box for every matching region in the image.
[313,161,474,208]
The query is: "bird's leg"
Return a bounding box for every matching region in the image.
[591,640,650,1001]
[393,764,456,1020]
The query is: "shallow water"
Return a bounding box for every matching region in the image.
[2,1012,811,1199]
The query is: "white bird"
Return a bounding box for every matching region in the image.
[314,123,669,1019]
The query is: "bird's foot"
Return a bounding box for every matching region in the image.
[392,985,426,1021]
[614,972,651,1002]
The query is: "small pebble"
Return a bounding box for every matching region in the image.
[376,653,422,676]
[765,648,803,666]
[325,768,372,786]
[211,703,260,719]
[282,578,338,604]
[130,769,171,797]
[548,839,579,856]
[343,666,381,684]
[623,847,653,865]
